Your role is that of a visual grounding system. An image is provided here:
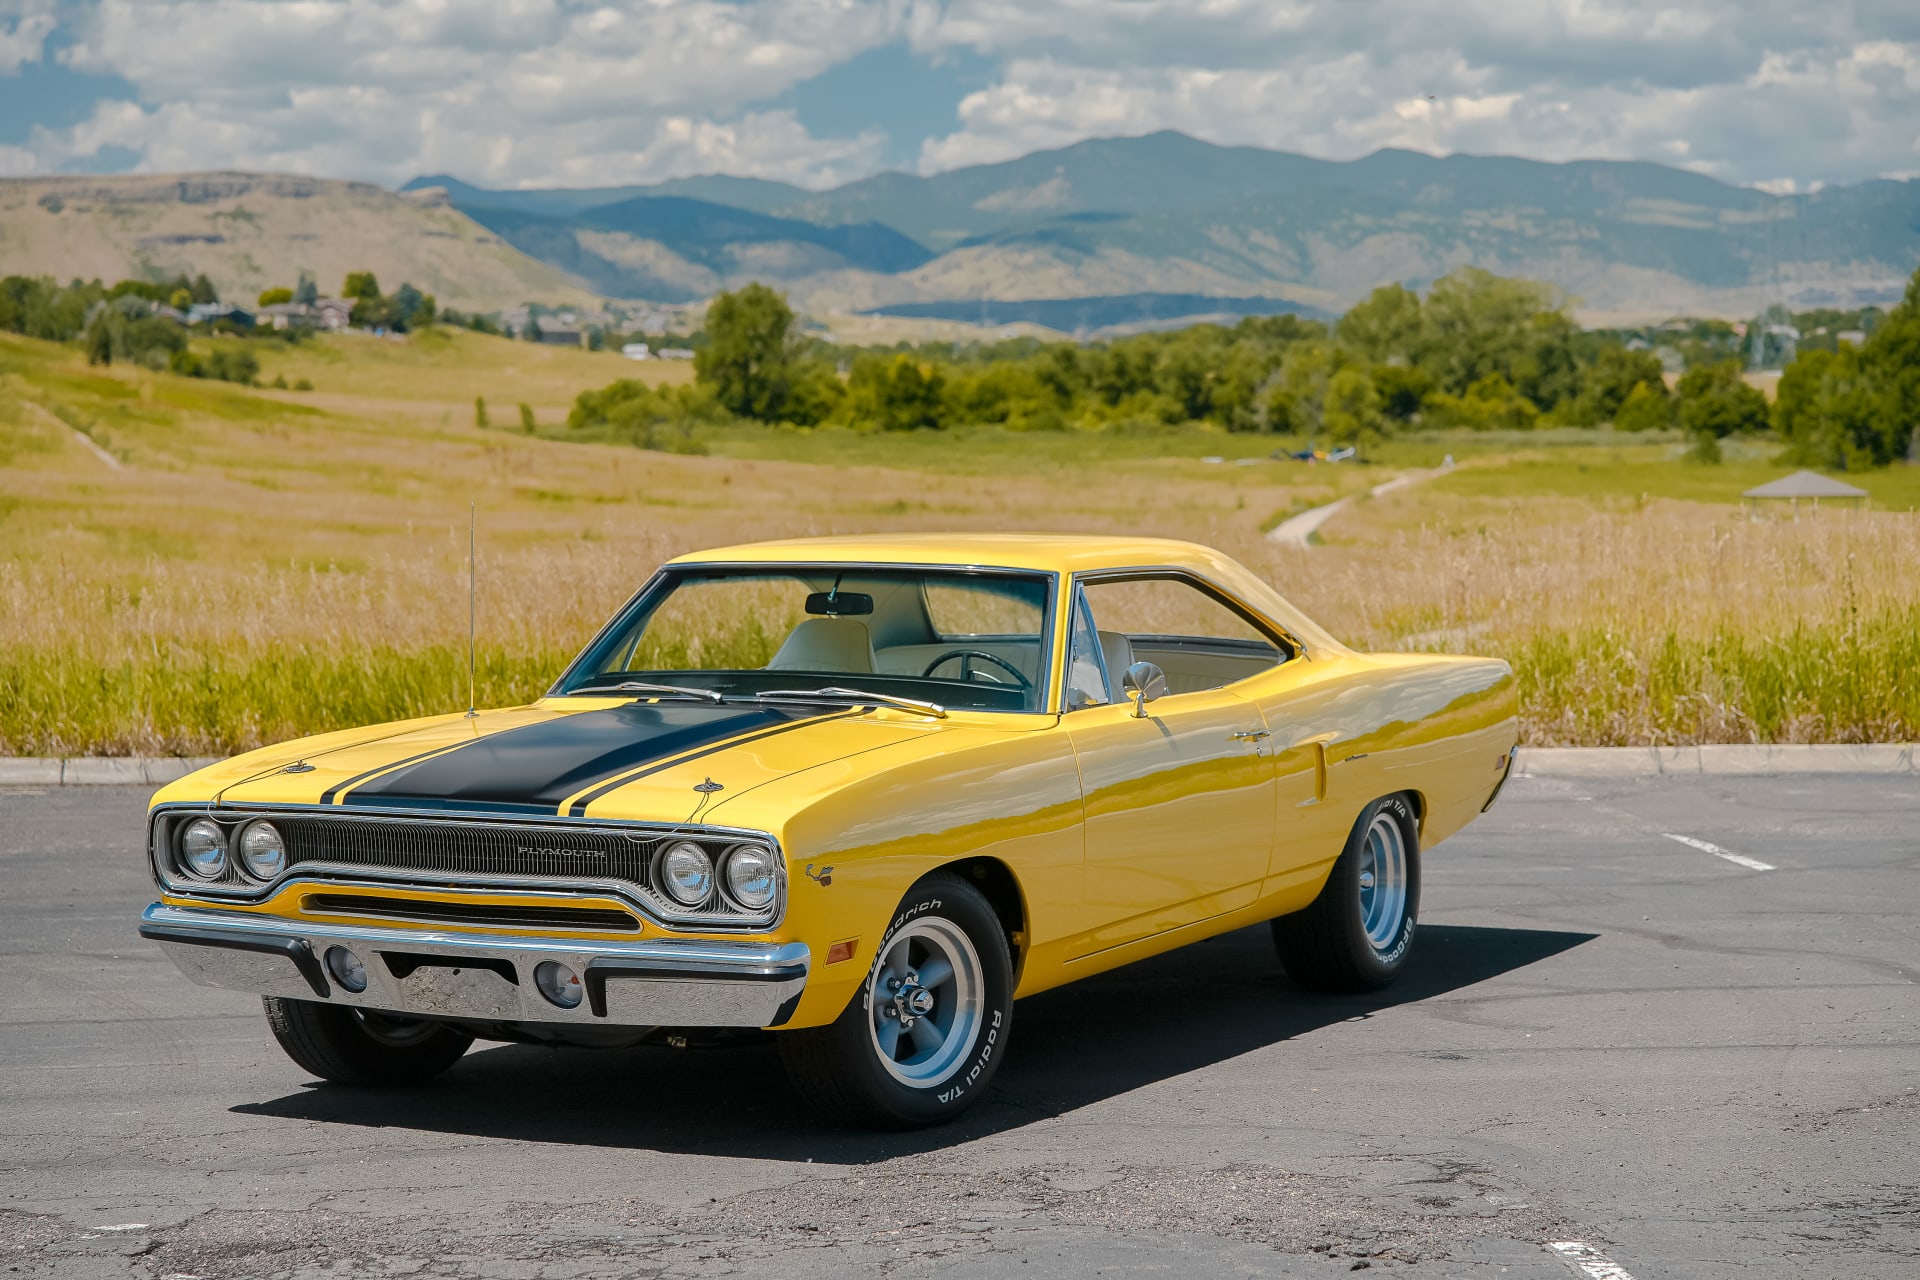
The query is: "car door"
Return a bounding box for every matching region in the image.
[1061,577,1278,958]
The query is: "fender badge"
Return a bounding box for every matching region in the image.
[693,777,724,794]
[804,863,834,887]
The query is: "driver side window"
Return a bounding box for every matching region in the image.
[1080,576,1286,696]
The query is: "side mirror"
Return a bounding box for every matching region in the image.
[1122,661,1168,718]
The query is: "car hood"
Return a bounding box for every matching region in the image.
[192,698,944,825]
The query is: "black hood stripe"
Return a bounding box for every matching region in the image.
[562,708,866,817]
[321,741,477,806]
[334,702,834,815]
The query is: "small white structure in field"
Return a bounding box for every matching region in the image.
[1742,470,1868,514]
[621,342,651,360]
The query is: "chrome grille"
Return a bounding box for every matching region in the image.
[279,815,666,886]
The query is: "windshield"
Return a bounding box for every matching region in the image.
[557,566,1057,713]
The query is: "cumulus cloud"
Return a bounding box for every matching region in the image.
[911,0,1920,187]
[30,0,904,186]
[0,0,57,73]
[3,0,1917,188]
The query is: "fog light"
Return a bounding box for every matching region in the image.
[325,946,368,993]
[534,961,583,1009]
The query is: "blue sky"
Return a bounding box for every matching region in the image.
[1,1,1916,192]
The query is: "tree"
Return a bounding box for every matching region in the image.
[343,272,380,301]
[188,274,217,304]
[169,288,192,311]
[844,354,947,431]
[257,286,293,308]
[293,273,318,305]
[1614,381,1672,433]
[694,283,799,420]
[1580,345,1669,423]
[1336,283,1423,364]
[518,402,536,433]
[1773,347,1881,469]
[1417,268,1575,409]
[474,396,489,428]
[1675,360,1768,437]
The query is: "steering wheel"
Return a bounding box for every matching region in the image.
[921,649,1033,688]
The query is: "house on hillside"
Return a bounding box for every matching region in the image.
[187,302,255,328]
[259,299,352,331]
[532,316,584,346]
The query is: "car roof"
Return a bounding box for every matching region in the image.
[667,533,1234,576]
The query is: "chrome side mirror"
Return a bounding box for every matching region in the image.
[1122,661,1168,718]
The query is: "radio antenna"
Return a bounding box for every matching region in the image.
[465,503,478,719]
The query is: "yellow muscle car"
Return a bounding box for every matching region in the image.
[142,534,1518,1127]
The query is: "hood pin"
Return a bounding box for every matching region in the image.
[693,777,724,794]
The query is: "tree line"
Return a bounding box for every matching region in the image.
[565,266,1917,468]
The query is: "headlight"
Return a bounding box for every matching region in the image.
[724,845,776,909]
[237,821,286,880]
[178,818,228,879]
[659,841,713,906]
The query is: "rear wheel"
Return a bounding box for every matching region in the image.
[779,874,1013,1128]
[1271,794,1421,992]
[264,997,474,1085]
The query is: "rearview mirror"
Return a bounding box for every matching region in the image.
[1122,661,1167,718]
[805,590,873,616]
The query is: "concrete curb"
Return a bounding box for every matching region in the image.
[0,757,223,786]
[2,746,1916,786]
[1518,744,1917,777]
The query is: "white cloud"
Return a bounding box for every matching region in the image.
[7,0,1919,188]
[0,0,57,72]
[912,1,1920,186]
[32,0,906,186]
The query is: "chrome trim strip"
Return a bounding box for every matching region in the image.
[141,903,810,1029]
[146,805,786,933]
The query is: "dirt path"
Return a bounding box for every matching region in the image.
[1266,460,1453,548]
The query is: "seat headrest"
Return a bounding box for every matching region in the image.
[767,617,876,673]
[1097,630,1135,693]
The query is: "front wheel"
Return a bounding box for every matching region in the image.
[1271,794,1421,992]
[264,997,474,1085]
[779,873,1013,1128]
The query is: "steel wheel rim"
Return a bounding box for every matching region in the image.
[1357,813,1409,951]
[865,918,983,1087]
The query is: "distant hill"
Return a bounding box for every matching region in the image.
[3,136,1913,324]
[0,173,596,309]
[865,292,1320,336]
[406,132,1920,321]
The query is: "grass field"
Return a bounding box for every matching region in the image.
[3,327,1916,755]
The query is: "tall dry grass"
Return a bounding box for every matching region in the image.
[5,327,1917,753]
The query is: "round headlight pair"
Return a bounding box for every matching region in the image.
[656,841,777,911]
[176,818,285,882]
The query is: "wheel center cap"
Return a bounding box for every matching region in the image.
[902,986,935,1017]
[1359,869,1376,890]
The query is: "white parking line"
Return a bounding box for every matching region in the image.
[1548,1240,1638,1279]
[1662,832,1775,871]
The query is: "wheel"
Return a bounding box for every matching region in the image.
[1271,794,1420,992]
[779,873,1014,1128]
[263,997,474,1085]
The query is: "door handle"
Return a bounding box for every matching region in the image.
[1229,730,1271,741]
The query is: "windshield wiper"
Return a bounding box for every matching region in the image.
[568,680,724,703]
[755,687,948,719]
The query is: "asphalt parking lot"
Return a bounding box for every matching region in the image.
[2,775,1915,1279]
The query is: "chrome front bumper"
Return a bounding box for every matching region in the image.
[140,903,809,1029]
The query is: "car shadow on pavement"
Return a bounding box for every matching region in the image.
[232,922,1592,1163]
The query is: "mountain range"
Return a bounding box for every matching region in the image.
[2,133,1914,327]
[404,131,1920,324]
